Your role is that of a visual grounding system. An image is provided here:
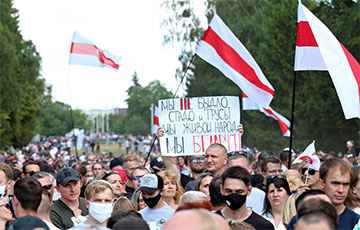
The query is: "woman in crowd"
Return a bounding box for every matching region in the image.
[158,170,184,209]
[131,188,147,211]
[282,193,300,228]
[101,171,126,198]
[193,172,214,200]
[346,166,360,214]
[113,197,135,212]
[262,175,290,230]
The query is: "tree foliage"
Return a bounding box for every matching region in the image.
[162,0,359,152]
[0,0,46,147]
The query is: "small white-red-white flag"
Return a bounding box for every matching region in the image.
[242,93,291,137]
[152,106,160,134]
[69,32,121,71]
[292,140,320,170]
[196,13,275,108]
[294,2,360,119]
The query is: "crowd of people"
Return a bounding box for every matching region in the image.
[0,129,359,229]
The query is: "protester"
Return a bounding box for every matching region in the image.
[131,188,147,211]
[0,197,13,229]
[50,167,88,229]
[262,175,290,230]
[138,173,175,229]
[184,155,206,191]
[256,156,283,192]
[107,210,143,229]
[150,157,165,174]
[113,197,135,211]
[72,180,113,229]
[92,162,104,177]
[113,216,149,230]
[178,191,208,207]
[8,215,50,230]
[0,163,13,197]
[209,175,226,211]
[33,171,55,199]
[345,166,360,214]
[216,166,274,230]
[193,172,214,200]
[101,171,125,199]
[158,170,184,209]
[38,190,59,230]
[22,161,40,177]
[205,143,228,176]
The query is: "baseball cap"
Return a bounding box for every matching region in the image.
[150,157,164,168]
[110,157,124,169]
[139,174,164,194]
[56,167,81,186]
[8,215,49,230]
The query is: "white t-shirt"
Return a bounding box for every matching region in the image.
[247,187,265,214]
[139,203,175,230]
[261,212,286,230]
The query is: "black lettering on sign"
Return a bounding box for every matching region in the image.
[160,99,175,111]
[162,123,176,135]
[166,137,184,154]
[198,97,229,110]
[183,122,212,134]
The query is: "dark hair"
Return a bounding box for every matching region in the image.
[279,151,290,162]
[194,172,214,191]
[78,165,87,177]
[22,161,39,174]
[14,177,42,211]
[12,168,22,181]
[295,189,325,211]
[320,158,351,181]
[38,161,55,174]
[221,166,251,186]
[263,176,290,215]
[261,156,281,172]
[107,210,143,229]
[297,198,337,229]
[113,217,149,230]
[209,175,225,207]
[130,166,149,180]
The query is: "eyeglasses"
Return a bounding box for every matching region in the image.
[301,168,317,175]
[227,151,247,157]
[191,157,205,163]
[42,184,53,190]
[132,175,144,181]
[0,203,10,209]
[267,174,287,181]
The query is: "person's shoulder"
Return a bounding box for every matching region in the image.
[246,211,275,230]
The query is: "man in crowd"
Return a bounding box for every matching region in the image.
[205,143,228,176]
[33,171,55,199]
[22,161,40,177]
[122,155,140,196]
[318,157,359,229]
[150,157,165,174]
[256,156,283,191]
[50,167,88,229]
[38,190,59,229]
[299,162,322,190]
[227,151,265,214]
[130,166,150,191]
[216,166,274,230]
[185,155,206,191]
[0,163,13,197]
[139,173,175,229]
[12,177,42,218]
[73,180,114,229]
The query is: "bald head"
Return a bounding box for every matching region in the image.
[163,209,230,230]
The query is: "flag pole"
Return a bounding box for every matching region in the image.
[288,71,298,169]
[67,66,79,161]
[173,54,196,98]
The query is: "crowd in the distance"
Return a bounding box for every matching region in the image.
[0,131,359,230]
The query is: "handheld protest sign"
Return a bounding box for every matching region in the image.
[158,96,241,156]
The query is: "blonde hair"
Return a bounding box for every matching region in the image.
[113,196,135,212]
[131,188,143,211]
[282,193,300,227]
[124,155,139,163]
[84,180,113,200]
[158,170,184,204]
[287,176,303,192]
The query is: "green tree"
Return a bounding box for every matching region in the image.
[0,0,45,147]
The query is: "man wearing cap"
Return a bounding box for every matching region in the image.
[139,174,175,229]
[50,168,88,229]
[150,157,165,174]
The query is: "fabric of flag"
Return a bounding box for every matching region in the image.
[152,106,160,134]
[196,13,275,108]
[242,93,290,137]
[292,140,320,170]
[294,2,360,119]
[69,32,121,70]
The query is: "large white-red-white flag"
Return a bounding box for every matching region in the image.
[152,106,160,134]
[69,32,121,71]
[292,140,320,170]
[242,93,291,137]
[196,14,275,108]
[294,2,360,119]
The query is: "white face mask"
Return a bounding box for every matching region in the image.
[0,184,6,197]
[89,202,113,223]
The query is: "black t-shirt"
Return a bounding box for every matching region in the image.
[180,173,194,189]
[215,209,274,230]
[338,207,359,229]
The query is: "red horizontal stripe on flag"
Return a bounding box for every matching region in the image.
[296,21,318,47]
[263,108,289,135]
[70,42,98,55]
[340,43,360,106]
[202,27,275,96]
[154,116,159,126]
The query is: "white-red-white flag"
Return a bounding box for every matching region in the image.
[196,14,275,108]
[242,93,291,137]
[292,140,320,170]
[152,106,160,134]
[69,32,121,71]
[294,2,360,119]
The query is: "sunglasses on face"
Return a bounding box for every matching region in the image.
[25,171,36,176]
[132,175,144,181]
[267,174,287,181]
[42,184,53,190]
[191,157,205,163]
[227,151,247,157]
[301,168,317,175]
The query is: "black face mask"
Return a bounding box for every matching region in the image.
[223,193,247,210]
[143,192,161,208]
[152,168,160,174]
